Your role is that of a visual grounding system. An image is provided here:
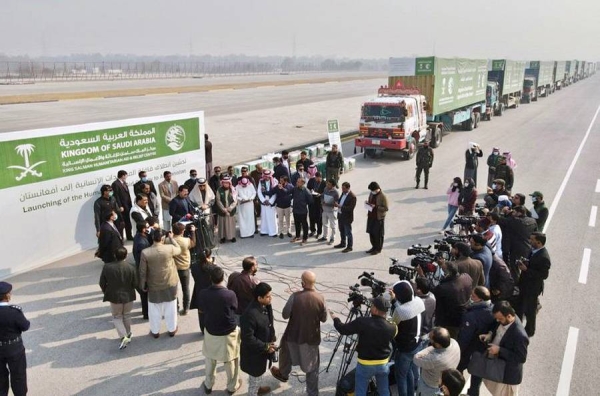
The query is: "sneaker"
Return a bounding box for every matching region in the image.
[318,237,327,242]
[439,229,446,234]
[270,366,289,382]
[328,239,334,245]
[342,247,353,253]
[279,233,284,239]
[119,336,130,350]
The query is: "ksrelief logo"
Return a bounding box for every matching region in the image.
[7,144,46,181]
[165,124,186,152]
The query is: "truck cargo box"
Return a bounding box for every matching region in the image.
[554,61,567,83]
[388,57,488,117]
[525,61,554,87]
[488,59,527,96]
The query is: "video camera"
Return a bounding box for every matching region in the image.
[347,284,370,307]
[407,244,432,256]
[389,258,417,281]
[357,271,387,297]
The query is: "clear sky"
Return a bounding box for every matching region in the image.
[2,0,598,60]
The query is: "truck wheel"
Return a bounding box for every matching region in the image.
[532,96,538,102]
[464,116,474,131]
[474,113,480,129]
[430,127,442,148]
[365,148,376,158]
[406,138,416,160]
[498,104,504,116]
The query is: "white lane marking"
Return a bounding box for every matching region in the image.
[589,206,598,227]
[579,248,591,284]
[596,179,600,193]
[544,104,600,233]
[557,327,580,396]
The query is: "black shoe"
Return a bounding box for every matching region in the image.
[202,383,213,394]
[230,238,236,243]
[126,236,134,241]
[342,247,353,253]
[279,233,284,239]
[260,233,267,236]
[415,184,419,189]
[318,237,327,242]
[424,185,428,189]
[333,243,346,249]
[287,233,292,238]
[309,232,315,237]
[370,250,381,255]
[366,249,375,254]
[220,238,226,243]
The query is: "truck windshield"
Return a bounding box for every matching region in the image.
[362,105,403,120]
[524,80,534,88]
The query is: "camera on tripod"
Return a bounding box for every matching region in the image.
[347,284,370,306]
[357,271,387,297]
[389,258,417,281]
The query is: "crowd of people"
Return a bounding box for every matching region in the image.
[83,139,554,396]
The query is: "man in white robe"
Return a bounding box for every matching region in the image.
[189,177,216,216]
[236,177,257,238]
[257,170,278,236]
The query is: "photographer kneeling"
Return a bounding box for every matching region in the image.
[330,296,397,396]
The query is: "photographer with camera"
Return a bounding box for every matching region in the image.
[240,282,277,396]
[389,280,425,396]
[432,261,473,339]
[497,206,537,279]
[330,296,397,396]
[469,234,493,288]
[452,242,485,289]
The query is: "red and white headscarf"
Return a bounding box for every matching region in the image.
[503,151,517,169]
[220,176,237,199]
[307,164,317,178]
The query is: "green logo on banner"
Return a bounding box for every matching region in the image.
[416,57,435,75]
[327,120,339,133]
[529,61,540,69]
[1,117,201,190]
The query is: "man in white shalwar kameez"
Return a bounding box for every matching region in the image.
[257,170,278,236]
[236,177,257,238]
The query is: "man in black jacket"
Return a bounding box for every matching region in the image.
[433,261,473,339]
[330,296,397,396]
[290,178,313,245]
[489,252,514,304]
[111,170,134,240]
[334,182,357,252]
[415,141,434,189]
[529,191,549,231]
[97,211,124,264]
[133,170,157,196]
[498,206,538,279]
[240,282,276,396]
[94,185,121,239]
[457,286,495,396]
[99,247,137,350]
[481,301,529,394]
[515,232,551,337]
[168,186,195,224]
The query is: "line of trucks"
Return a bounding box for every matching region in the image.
[355,57,597,159]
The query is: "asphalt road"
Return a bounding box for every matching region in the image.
[4,75,600,395]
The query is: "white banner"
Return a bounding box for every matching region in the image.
[0,112,205,278]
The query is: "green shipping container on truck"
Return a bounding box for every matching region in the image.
[488,59,527,95]
[526,61,554,87]
[388,57,488,117]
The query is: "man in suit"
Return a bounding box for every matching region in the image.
[133,170,157,197]
[111,170,134,240]
[365,181,389,255]
[273,157,289,181]
[169,185,195,224]
[158,171,179,232]
[184,169,199,192]
[97,211,124,264]
[93,185,120,238]
[481,301,529,395]
[515,232,551,337]
[334,181,357,253]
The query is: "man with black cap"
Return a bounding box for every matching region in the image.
[94,184,121,239]
[330,296,397,396]
[365,182,389,255]
[415,141,434,189]
[529,191,548,231]
[486,147,502,188]
[0,281,30,396]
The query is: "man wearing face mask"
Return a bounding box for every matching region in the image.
[134,170,157,196]
[415,141,434,189]
[486,147,502,188]
[493,157,514,192]
[529,191,548,231]
[184,169,199,192]
[94,185,121,239]
[111,170,134,240]
[97,211,124,264]
[457,286,494,396]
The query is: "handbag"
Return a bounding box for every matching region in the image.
[468,350,506,383]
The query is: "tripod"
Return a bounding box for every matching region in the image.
[326,302,370,382]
